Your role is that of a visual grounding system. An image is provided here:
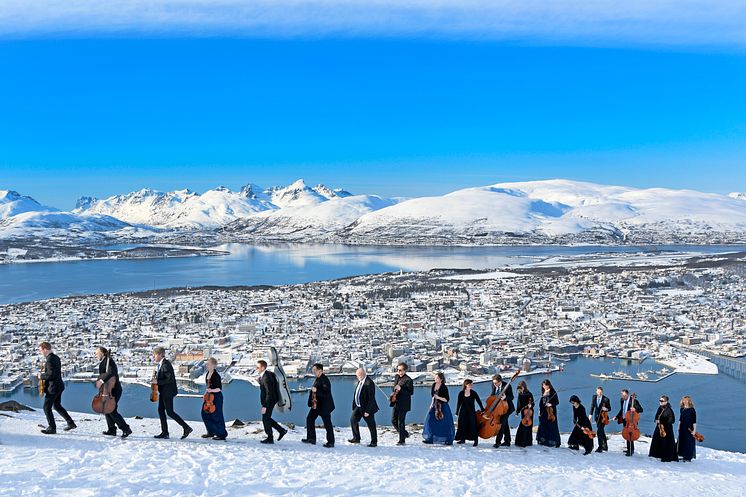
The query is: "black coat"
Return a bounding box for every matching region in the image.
[42,352,65,395]
[206,370,223,390]
[260,370,280,408]
[391,374,414,412]
[352,376,379,415]
[650,403,677,462]
[589,394,611,423]
[573,403,593,429]
[615,396,644,424]
[431,383,450,402]
[490,380,515,414]
[308,373,335,415]
[515,390,534,416]
[97,355,122,399]
[156,358,178,398]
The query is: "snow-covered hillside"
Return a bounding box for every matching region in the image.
[1,409,744,497]
[345,179,746,244]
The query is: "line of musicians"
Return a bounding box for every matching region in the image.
[37,344,699,462]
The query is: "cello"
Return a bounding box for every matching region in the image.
[621,393,641,442]
[92,376,117,414]
[476,369,521,440]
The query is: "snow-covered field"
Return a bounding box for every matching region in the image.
[1,410,744,497]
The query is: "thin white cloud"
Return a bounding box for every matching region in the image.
[1,0,746,48]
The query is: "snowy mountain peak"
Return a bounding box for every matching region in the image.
[729,192,746,201]
[313,184,353,199]
[266,179,328,208]
[1,190,57,219]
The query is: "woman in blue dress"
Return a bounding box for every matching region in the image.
[677,395,697,462]
[536,379,561,448]
[201,357,228,440]
[422,372,455,445]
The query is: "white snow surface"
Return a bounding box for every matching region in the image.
[1,409,745,497]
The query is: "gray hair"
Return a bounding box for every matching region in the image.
[153,346,165,356]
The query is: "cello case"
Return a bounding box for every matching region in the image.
[269,346,293,413]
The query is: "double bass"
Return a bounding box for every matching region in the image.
[621,393,641,442]
[476,369,521,440]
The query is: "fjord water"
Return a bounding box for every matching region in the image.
[0,243,743,304]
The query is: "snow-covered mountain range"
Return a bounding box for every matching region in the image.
[3,179,746,244]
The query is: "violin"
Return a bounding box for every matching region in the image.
[389,380,399,407]
[38,365,45,397]
[691,430,705,442]
[621,393,641,442]
[658,421,667,438]
[476,369,521,440]
[149,369,159,403]
[521,403,534,427]
[203,392,216,414]
[599,410,610,426]
[547,404,556,422]
[312,387,318,410]
[576,423,596,439]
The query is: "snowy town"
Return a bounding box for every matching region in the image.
[1,251,742,393]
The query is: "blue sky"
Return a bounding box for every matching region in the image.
[1,1,746,209]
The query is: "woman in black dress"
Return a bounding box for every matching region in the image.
[567,395,594,455]
[677,395,697,462]
[455,379,484,446]
[649,394,677,462]
[537,379,561,448]
[514,381,534,447]
[201,357,228,440]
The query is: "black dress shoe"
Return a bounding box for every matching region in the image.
[154,433,169,439]
[41,427,56,435]
[201,433,214,439]
[396,441,405,446]
[595,447,604,453]
[181,426,193,440]
[367,442,377,447]
[473,441,479,447]
[103,430,117,436]
[493,443,500,448]
[501,442,511,447]
[278,429,287,441]
[456,440,465,444]
[404,431,410,438]
[301,438,316,444]
[63,423,77,432]
[583,450,592,455]
[260,438,274,444]
[423,440,434,444]
[121,428,132,439]
[347,438,360,444]
[323,442,334,448]
[212,435,226,441]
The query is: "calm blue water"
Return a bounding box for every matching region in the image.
[4,356,743,453]
[0,243,743,304]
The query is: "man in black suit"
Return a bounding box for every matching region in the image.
[349,367,379,447]
[257,359,287,444]
[152,347,192,440]
[588,386,611,452]
[614,388,643,456]
[38,341,76,434]
[95,346,132,438]
[490,374,514,448]
[391,362,414,445]
[302,363,335,448]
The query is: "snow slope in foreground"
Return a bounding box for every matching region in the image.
[1,410,744,497]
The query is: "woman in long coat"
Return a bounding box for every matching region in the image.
[455,379,484,446]
[536,379,561,448]
[514,381,534,448]
[649,394,677,462]
[566,395,594,455]
[677,395,698,462]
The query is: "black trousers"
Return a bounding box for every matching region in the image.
[350,408,377,443]
[43,391,74,430]
[306,408,334,444]
[106,391,130,432]
[158,393,190,434]
[494,415,511,444]
[596,422,608,450]
[391,407,409,442]
[262,405,284,439]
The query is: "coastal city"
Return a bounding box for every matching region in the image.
[0,250,742,393]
